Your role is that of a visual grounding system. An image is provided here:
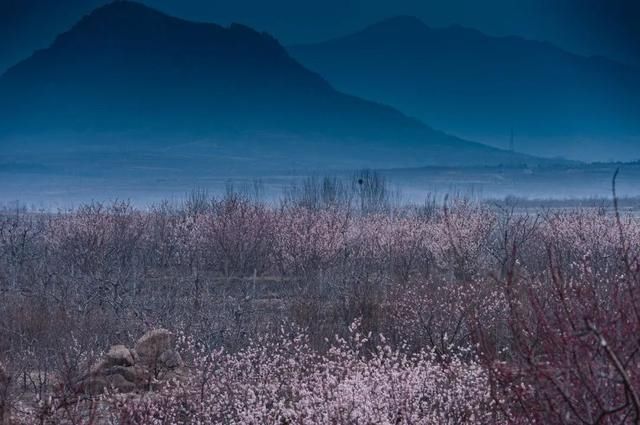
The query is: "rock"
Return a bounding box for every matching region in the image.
[108,365,150,386]
[105,374,136,393]
[78,376,108,395]
[76,329,182,396]
[134,329,173,365]
[88,359,109,376]
[105,345,135,367]
[103,366,136,383]
[159,349,183,369]
[88,346,136,376]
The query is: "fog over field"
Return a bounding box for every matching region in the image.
[0,1,639,424]
[4,161,640,210]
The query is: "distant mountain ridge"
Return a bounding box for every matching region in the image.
[0,1,544,171]
[290,16,640,161]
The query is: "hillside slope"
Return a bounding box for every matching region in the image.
[0,2,548,171]
[290,16,640,161]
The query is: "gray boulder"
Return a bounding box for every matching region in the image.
[105,345,136,367]
[78,376,108,395]
[134,329,173,366]
[159,349,183,369]
[105,374,137,394]
[76,329,183,395]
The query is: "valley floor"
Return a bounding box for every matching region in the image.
[1,153,640,208]
[0,187,639,423]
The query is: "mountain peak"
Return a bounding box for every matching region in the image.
[33,0,291,65]
[366,15,428,33]
[50,0,199,49]
[77,0,176,27]
[89,1,157,15]
[81,1,266,38]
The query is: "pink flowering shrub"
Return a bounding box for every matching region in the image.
[482,207,640,424]
[1,192,640,423]
[115,321,498,424]
[272,206,350,278]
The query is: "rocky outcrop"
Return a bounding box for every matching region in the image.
[134,329,173,365]
[105,345,136,367]
[77,329,183,395]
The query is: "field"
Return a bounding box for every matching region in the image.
[0,173,639,424]
[2,148,640,207]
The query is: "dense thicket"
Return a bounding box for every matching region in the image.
[1,180,639,423]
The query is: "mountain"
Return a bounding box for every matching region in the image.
[0,2,542,172]
[3,1,639,76]
[290,16,640,162]
[0,0,107,74]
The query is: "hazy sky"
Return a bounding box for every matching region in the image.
[1,0,638,68]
